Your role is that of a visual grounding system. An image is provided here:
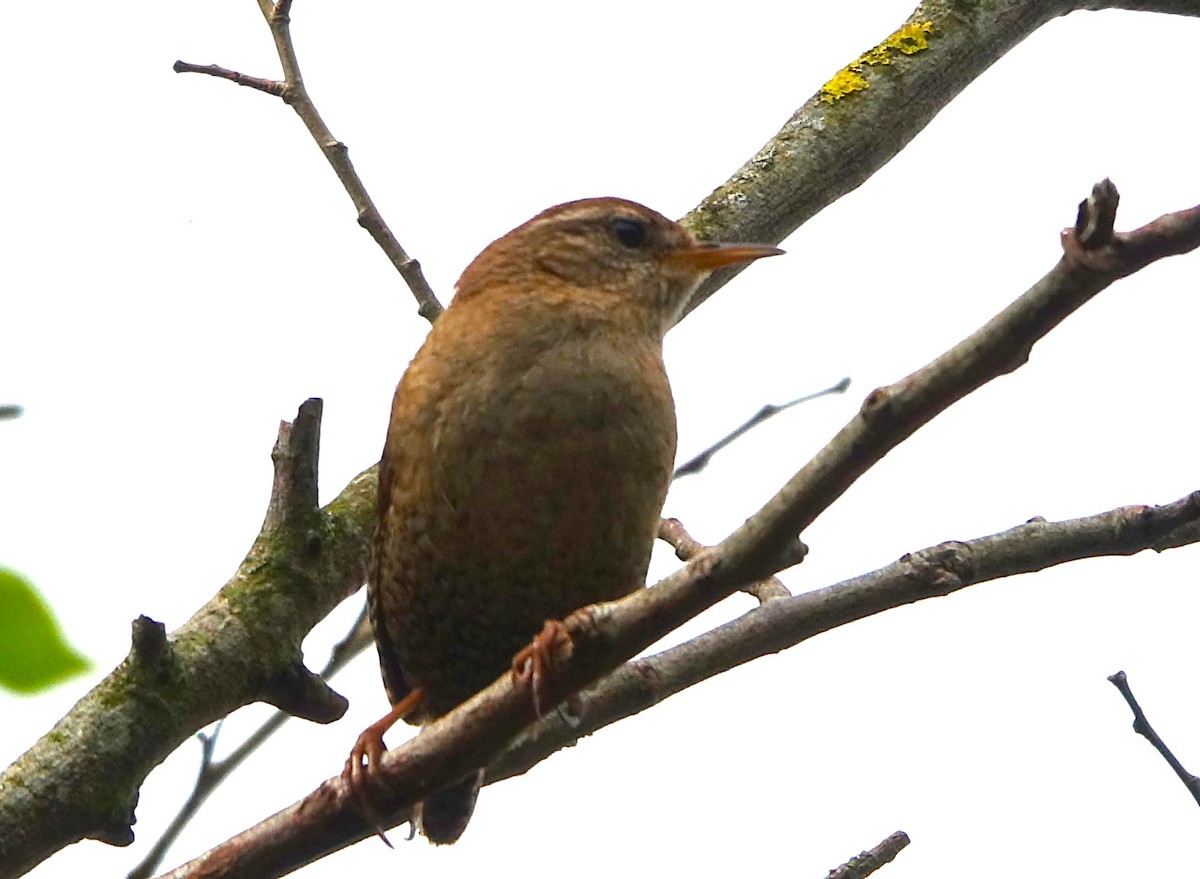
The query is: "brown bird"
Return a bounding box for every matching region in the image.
[345,197,782,844]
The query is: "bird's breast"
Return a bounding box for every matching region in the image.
[376,309,677,716]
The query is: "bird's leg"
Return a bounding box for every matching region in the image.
[511,619,573,717]
[342,687,424,846]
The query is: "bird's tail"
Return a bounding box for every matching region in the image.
[417,769,484,844]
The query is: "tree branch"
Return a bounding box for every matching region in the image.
[5,0,1197,868]
[657,517,795,604]
[0,402,370,878]
[676,0,1198,314]
[174,2,444,322]
[151,183,1200,878]
[126,610,372,879]
[157,491,1200,879]
[481,496,1200,793]
[1107,670,1200,806]
[828,831,911,879]
[672,377,851,479]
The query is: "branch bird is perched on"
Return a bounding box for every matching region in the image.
[344,197,782,843]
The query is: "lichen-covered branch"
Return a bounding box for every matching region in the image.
[0,402,373,878]
[677,0,1199,314]
[125,610,372,879]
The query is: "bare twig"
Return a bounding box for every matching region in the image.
[170,62,283,96]
[174,2,443,322]
[673,377,851,479]
[1107,670,1200,807]
[657,517,795,603]
[152,184,1200,879]
[827,831,910,879]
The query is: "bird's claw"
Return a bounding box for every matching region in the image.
[342,688,424,847]
[511,619,573,717]
[343,730,394,847]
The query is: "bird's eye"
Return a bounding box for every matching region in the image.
[611,217,648,249]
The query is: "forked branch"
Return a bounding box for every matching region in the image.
[153,183,1200,879]
[174,2,443,321]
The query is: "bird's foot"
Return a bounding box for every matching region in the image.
[511,619,574,718]
[341,688,424,847]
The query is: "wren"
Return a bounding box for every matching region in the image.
[345,197,782,843]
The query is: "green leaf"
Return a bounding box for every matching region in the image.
[0,567,92,694]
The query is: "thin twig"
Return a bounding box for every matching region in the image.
[657,517,794,603]
[170,62,283,96]
[1107,671,1200,806]
[174,2,443,322]
[674,378,851,479]
[827,831,910,879]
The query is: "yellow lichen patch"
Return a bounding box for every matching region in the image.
[885,20,934,55]
[819,19,935,104]
[821,69,870,102]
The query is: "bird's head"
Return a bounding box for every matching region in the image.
[455,198,782,333]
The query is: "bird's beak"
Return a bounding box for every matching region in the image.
[667,241,785,271]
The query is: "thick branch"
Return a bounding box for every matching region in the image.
[151,184,1200,878]
[157,491,1200,879]
[0,404,372,878]
[126,610,372,879]
[676,0,1199,312]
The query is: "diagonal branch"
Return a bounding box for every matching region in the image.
[1107,670,1200,806]
[157,490,1200,879]
[673,377,851,479]
[0,401,369,878]
[491,492,1200,790]
[6,0,1197,869]
[151,184,1200,878]
[171,0,1200,327]
[125,610,372,879]
[676,0,1198,314]
[175,2,443,322]
[829,831,911,879]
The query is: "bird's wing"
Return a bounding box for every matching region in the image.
[369,452,414,707]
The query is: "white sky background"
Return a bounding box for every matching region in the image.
[3,1,1199,876]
